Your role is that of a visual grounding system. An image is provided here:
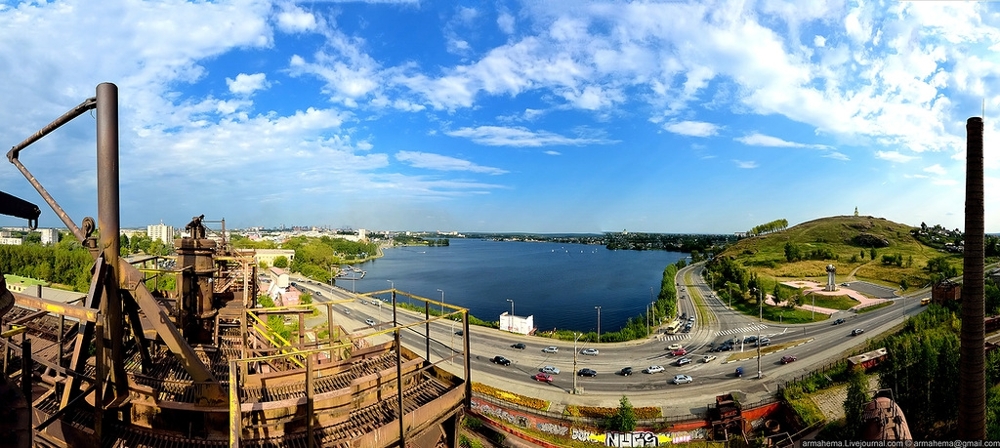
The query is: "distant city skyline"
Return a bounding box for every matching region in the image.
[1,1,999,234]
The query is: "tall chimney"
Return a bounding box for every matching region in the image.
[959,116,985,440]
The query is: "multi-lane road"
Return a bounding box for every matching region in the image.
[290,263,930,405]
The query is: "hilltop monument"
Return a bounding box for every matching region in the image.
[826,264,837,291]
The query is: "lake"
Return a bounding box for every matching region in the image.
[346,238,686,333]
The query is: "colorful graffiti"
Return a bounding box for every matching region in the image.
[570,429,706,446]
[470,401,529,428]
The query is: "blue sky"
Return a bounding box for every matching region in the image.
[1,0,999,234]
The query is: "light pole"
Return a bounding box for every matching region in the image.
[595,306,601,343]
[506,298,514,332]
[385,279,393,320]
[437,289,445,315]
[573,332,581,394]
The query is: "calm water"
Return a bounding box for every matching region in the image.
[346,239,686,333]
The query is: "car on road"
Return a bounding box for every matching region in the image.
[671,348,687,357]
[680,313,687,320]
[577,368,597,377]
[343,308,351,315]
[619,367,633,376]
[581,348,599,356]
[851,328,865,336]
[702,355,717,363]
[675,357,692,366]
[542,346,559,353]
[756,337,771,347]
[743,336,757,344]
[673,374,693,385]
[511,343,526,350]
[645,365,665,374]
[781,355,798,364]
[365,318,376,326]
[667,343,683,351]
[533,372,553,383]
[491,356,512,366]
[454,329,463,336]
[832,318,846,325]
[688,316,695,322]
[541,366,560,375]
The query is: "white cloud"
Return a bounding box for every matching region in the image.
[735,133,830,149]
[498,12,515,34]
[814,35,826,47]
[275,5,317,33]
[924,164,946,176]
[733,160,758,169]
[544,150,561,156]
[396,151,508,175]
[875,151,918,163]
[663,121,719,137]
[226,73,269,95]
[446,126,616,147]
[824,152,850,161]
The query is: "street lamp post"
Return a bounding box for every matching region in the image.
[437,289,445,315]
[595,306,601,343]
[573,332,581,394]
[506,298,514,332]
[385,280,393,321]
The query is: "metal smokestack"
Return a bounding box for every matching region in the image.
[959,116,985,440]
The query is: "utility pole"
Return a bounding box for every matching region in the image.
[437,288,445,315]
[595,306,601,343]
[573,332,581,394]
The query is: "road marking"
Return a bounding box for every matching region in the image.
[715,324,769,337]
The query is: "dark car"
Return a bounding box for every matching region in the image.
[744,335,757,344]
[511,343,526,350]
[851,328,865,336]
[619,367,633,376]
[454,329,464,336]
[833,318,846,325]
[577,368,597,377]
[781,355,798,364]
[676,357,692,366]
[491,356,511,366]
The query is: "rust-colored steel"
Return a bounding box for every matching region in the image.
[2,83,466,448]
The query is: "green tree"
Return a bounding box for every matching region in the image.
[273,256,289,268]
[869,247,877,260]
[608,396,637,432]
[843,366,871,439]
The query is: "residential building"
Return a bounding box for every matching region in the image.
[147,221,174,244]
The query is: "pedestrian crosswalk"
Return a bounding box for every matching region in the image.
[715,324,769,337]
[656,333,690,342]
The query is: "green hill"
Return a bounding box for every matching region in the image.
[717,215,961,289]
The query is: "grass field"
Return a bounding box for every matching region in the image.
[720,215,961,289]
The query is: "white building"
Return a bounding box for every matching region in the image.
[0,236,22,246]
[499,312,535,335]
[39,228,58,245]
[147,221,174,244]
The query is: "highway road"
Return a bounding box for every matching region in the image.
[288,265,931,405]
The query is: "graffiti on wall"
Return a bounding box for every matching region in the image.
[470,401,529,428]
[570,429,706,446]
[536,422,568,436]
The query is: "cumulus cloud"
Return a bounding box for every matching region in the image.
[663,121,720,137]
[876,151,919,163]
[227,73,269,95]
[275,5,317,33]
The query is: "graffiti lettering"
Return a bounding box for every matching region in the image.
[536,422,568,436]
[572,427,595,442]
[470,401,529,428]
[606,431,658,447]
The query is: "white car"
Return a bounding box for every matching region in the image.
[702,355,717,363]
[365,318,376,326]
[541,366,561,375]
[542,346,559,354]
[581,348,599,356]
[673,374,693,384]
[644,365,665,374]
[667,343,683,351]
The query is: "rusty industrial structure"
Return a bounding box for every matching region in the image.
[1,83,468,447]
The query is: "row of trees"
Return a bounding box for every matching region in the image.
[746,219,788,237]
[0,237,93,292]
[783,242,837,262]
